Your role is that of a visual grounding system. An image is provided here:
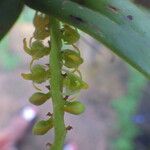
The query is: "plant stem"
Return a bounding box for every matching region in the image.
[50,16,66,150]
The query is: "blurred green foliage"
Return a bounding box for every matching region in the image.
[111,66,147,150]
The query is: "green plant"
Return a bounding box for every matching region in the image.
[21,12,87,149]
[1,0,150,149]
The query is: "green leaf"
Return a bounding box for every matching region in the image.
[25,0,150,79]
[0,0,24,41]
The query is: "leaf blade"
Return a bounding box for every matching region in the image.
[0,0,24,41]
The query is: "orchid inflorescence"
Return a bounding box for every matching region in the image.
[21,12,88,139]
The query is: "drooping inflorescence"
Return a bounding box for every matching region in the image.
[22,12,88,146]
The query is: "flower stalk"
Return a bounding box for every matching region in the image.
[50,16,66,150]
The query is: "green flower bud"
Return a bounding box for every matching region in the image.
[31,65,48,83]
[64,101,85,115]
[64,73,88,93]
[33,12,50,40]
[33,118,53,135]
[62,49,83,68]
[22,65,50,84]
[33,12,50,30]
[29,92,51,106]
[21,73,32,80]
[33,29,50,40]
[31,41,50,59]
[61,24,80,44]
[23,38,33,56]
[23,39,50,59]
[31,40,44,50]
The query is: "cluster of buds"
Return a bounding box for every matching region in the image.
[22,12,88,136]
